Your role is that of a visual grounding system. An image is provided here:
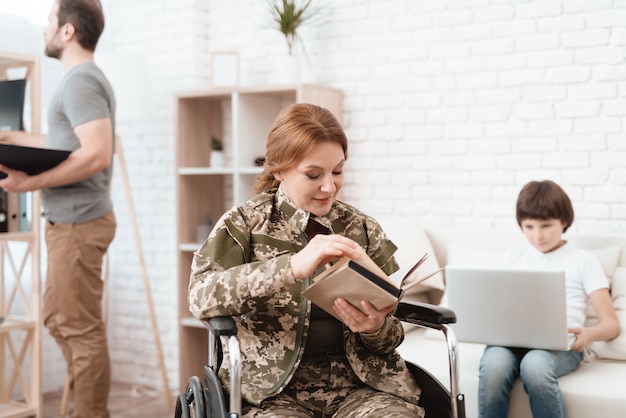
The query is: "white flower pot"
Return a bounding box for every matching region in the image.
[273,55,300,84]
[210,151,224,168]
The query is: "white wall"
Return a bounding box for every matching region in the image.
[2,0,626,396]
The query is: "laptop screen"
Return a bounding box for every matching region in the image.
[445,265,571,350]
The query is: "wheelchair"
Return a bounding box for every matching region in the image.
[175,301,466,418]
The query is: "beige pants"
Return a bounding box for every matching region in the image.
[43,211,116,418]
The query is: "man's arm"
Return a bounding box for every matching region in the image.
[0,118,113,193]
[0,130,46,147]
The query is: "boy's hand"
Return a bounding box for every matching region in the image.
[568,327,590,352]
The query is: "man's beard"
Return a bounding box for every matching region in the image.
[44,44,62,59]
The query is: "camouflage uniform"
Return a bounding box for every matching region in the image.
[189,186,424,417]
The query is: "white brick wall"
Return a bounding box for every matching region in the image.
[2,0,626,398]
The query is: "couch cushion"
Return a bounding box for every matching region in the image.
[446,242,503,267]
[587,245,621,279]
[399,328,626,418]
[376,216,445,305]
[446,243,620,277]
[585,266,626,360]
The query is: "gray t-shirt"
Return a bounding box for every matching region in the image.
[42,62,116,223]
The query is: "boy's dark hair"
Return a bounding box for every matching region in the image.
[516,180,574,232]
[57,0,105,52]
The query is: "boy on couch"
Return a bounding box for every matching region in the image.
[478,180,619,418]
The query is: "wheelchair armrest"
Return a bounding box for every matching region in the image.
[396,301,457,326]
[203,317,237,337]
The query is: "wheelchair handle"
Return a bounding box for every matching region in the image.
[203,317,237,337]
[396,301,457,326]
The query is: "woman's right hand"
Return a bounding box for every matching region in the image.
[290,234,360,280]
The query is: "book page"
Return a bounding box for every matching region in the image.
[352,245,397,286]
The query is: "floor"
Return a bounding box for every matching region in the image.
[42,381,176,418]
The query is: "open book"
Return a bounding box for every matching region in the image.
[302,246,443,321]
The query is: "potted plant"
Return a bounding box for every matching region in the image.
[269,0,316,56]
[210,134,224,167]
[268,0,318,83]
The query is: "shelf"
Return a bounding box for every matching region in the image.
[180,317,204,329]
[238,166,264,175]
[178,167,264,176]
[0,403,37,418]
[0,50,41,418]
[0,231,36,242]
[178,167,235,175]
[179,243,201,252]
[0,317,36,333]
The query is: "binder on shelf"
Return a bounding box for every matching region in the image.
[0,78,26,131]
[19,193,31,232]
[7,192,19,232]
[0,189,7,232]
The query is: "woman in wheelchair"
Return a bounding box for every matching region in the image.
[188,103,425,417]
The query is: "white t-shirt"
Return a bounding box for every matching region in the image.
[496,242,609,329]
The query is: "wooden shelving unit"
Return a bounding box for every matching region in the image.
[0,51,42,418]
[175,84,343,390]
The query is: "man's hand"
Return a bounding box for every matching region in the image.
[0,164,33,193]
[0,130,46,147]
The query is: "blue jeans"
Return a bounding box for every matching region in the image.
[478,346,583,418]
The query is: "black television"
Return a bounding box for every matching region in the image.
[0,79,27,131]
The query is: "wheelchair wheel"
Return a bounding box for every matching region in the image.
[175,393,191,418]
[174,375,207,418]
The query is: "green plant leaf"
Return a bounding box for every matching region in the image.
[210,135,223,151]
[268,0,316,55]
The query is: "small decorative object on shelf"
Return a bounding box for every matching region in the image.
[254,156,266,167]
[210,51,239,87]
[210,135,224,167]
[196,214,213,245]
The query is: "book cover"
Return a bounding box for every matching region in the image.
[302,247,442,321]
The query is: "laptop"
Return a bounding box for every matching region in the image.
[445,265,573,350]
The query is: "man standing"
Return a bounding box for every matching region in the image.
[0,1,116,417]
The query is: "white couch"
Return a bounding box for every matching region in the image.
[377,216,626,418]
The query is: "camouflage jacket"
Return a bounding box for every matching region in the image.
[188,186,422,406]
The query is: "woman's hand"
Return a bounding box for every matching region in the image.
[290,234,360,280]
[333,298,396,333]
